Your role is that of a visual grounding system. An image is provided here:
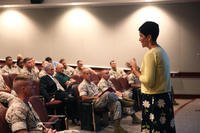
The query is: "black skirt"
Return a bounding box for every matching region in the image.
[141,92,176,133]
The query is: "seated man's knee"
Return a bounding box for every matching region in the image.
[108,92,118,102]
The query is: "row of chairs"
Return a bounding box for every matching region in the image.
[0,73,141,132]
[0,74,68,133]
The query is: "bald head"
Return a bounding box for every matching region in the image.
[81,68,91,81]
[56,63,64,73]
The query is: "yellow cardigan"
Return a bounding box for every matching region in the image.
[139,46,171,94]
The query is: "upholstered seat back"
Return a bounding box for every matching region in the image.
[110,78,123,91]
[0,103,12,133]
[118,77,130,90]
[29,96,49,122]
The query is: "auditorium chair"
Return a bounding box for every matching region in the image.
[71,75,83,84]
[118,77,131,90]
[2,75,11,88]
[90,73,101,85]
[29,96,68,130]
[110,78,123,92]
[2,74,18,89]
[118,78,141,112]
[0,103,11,133]
[79,100,109,131]
[31,80,63,115]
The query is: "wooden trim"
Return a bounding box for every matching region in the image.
[171,72,200,78]
[174,94,200,99]
[1,59,199,78]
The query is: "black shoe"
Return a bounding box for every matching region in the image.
[173,100,179,105]
[131,114,141,124]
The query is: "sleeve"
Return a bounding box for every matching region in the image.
[127,74,135,84]
[139,52,156,88]
[120,69,127,77]
[0,92,15,103]
[39,77,51,102]
[1,67,7,74]
[109,70,115,79]
[98,81,108,92]
[0,75,6,89]
[6,106,27,132]
[78,84,88,96]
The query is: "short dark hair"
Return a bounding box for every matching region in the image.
[23,57,32,64]
[59,58,65,63]
[13,74,33,94]
[45,57,52,62]
[17,58,23,66]
[139,21,159,42]
[14,74,32,82]
[5,56,12,61]
[77,60,82,64]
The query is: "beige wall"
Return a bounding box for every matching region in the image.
[0,3,199,70]
[0,3,200,94]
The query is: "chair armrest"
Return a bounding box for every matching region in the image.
[46,100,62,106]
[48,115,65,118]
[43,121,57,125]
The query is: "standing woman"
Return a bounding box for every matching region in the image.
[129,21,176,133]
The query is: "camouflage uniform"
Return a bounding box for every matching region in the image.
[63,66,74,77]
[0,74,7,90]
[21,67,39,81]
[39,69,47,78]
[97,78,115,92]
[98,78,132,99]
[109,68,126,79]
[74,67,82,76]
[6,97,43,133]
[1,65,18,75]
[78,79,121,120]
[16,66,24,74]
[127,73,140,85]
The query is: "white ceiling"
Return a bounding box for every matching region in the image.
[0,0,200,8]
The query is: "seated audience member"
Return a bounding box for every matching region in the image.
[16,58,24,74]
[127,73,141,89]
[5,74,56,133]
[40,63,67,102]
[14,54,23,67]
[0,74,11,93]
[45,57,58,68]
[59,59,74,77]
[45,57,53,63]
[98,70,141,124]
[78,68,127,133]
[39,61,48,78]
[55,63,75,89]
[126,58,141,89]
[40,63,79,125]
[98,70,123,97]
[109,60,126,79]
[21,57,39,81]
[74,60,97,76]
[32,58,40,75]
[1,56,18,75]
[16,54,23,61]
